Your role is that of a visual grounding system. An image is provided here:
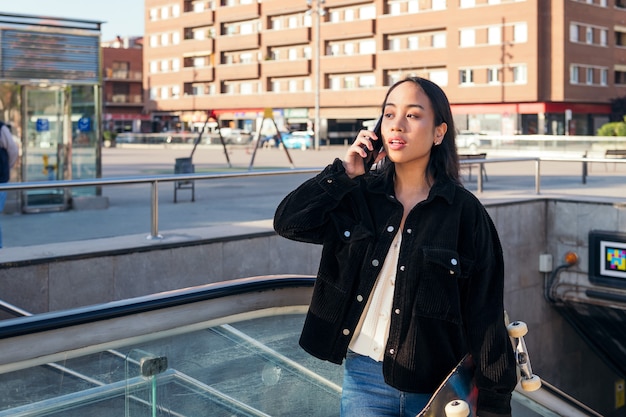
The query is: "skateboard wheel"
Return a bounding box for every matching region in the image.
[521,374,542,391]
[444,399,470,417]
[507,321,528,338]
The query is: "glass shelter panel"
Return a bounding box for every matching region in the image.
[22,87,70,211]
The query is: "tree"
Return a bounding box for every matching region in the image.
[597,116,626,136]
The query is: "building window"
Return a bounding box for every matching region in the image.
[432,33,446,48]
[586,27,593,44]
[359,39,376,54]
[586,68,594,85]
[390,2,401,15]
[487,67,499,83]
[460,0,476,7]
[460,29,476,47]
[388,37,401,51]
[617,30,626,47]
[600,29,607,46]
[272,80,281,92]
[570,66,579,84]
[359,5,376,19]
[304,78,311,91]
[429,70,448,86]
[359,74,376,88]
[570,24,579,42]
[432,0,446,10]
[172,59,180,71]
[488,26,501,45]
[459,69,473,84]
[345,9,355,21]
[408,36,418,50]
[408,0,419,13]
[241,82,253,95]
[615,70,626,84]
[601,68,608,85]
[344,43,355,55]
[304,47,312,59]
[513,65,527,83]
[513,23,527,43]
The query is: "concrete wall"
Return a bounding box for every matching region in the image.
[1,199,626,415]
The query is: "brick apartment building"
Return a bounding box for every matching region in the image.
[143,0,626,144]
[102,36,151,134]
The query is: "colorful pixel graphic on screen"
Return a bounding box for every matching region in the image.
[606,247,626,272]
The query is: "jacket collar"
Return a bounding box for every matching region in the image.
[366,164,457,205]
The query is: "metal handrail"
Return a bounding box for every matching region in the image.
[1,157,625,239]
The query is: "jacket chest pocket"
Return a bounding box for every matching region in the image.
[414,247,470,324]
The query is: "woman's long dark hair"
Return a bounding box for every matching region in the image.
[378,77,460,185]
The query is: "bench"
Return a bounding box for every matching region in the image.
[605,149,626,159]
[604,149,626,172]
[459,153,488,183]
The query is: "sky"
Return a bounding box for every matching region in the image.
[1,0,144,41]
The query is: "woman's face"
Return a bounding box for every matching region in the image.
[380,81,447,166]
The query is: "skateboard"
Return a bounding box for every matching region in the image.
[506,320,542,392]
[417,319,541,417]
[416,354,478,417]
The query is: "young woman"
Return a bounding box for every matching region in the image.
[273,77,517,417]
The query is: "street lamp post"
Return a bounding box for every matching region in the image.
[306,0,325,150]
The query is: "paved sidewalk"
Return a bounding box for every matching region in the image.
[1,144,625,249]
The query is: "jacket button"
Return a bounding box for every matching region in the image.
[342,329,350,336]
[394,308,400,314]
[451,258,458,266]
[344,230,351,238]
[357,295,364,302]
[406,228,412,234]
[449,270,455,275]
[326,179,333,183]
[387,226,394,232]
[399,265,405,271]
[372,259,380,267]
[389,348,395,355]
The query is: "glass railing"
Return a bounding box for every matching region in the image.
[0,275,601,416]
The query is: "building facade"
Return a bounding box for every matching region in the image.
[144,0,626,144]
[102,37,150,135]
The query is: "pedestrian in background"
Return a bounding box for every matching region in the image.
[0,121,19,248]
[274,77,517,417]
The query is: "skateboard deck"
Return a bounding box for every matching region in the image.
[416,354,478,417]
[417,317,541,417]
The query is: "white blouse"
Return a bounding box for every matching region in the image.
[349,231,401,361]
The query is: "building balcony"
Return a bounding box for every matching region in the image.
[181,9,215,26]
[320,54,375,74]
[180,66,215,83]
[262,27,311,47]
[262,59,310,78]
[321,87,386,107]
[216,63,260,81]
[322,18,374,41]
[262,0,308,15]
[376,13,438,35]
[376,49,448,70]
[104,69,143,81]
[219,33,261,52]
[105,94,144,106]
[216,2,260,23]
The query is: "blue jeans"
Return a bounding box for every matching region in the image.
[341,350,431,417]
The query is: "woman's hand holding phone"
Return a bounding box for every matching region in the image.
[343,118,384,179]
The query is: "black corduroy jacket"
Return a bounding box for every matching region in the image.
[273,159,517,417]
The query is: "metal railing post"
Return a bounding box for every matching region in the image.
[477,162,484,192]
[147,180,163,240]
[535,159,541,194]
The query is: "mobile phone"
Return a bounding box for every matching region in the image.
[362,117,383,171]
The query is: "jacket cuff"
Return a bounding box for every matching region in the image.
[477,389,512,417]
[316,158,358,200]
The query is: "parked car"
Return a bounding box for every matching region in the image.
[456,130,487,153]
[220,128,253,144]
[281,131,314,150]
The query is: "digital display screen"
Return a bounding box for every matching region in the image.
[590,231,626,288]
